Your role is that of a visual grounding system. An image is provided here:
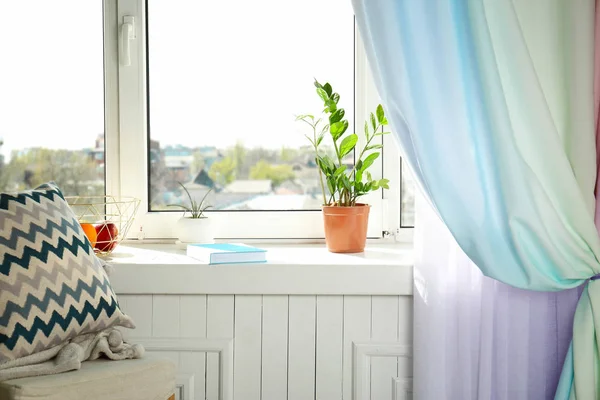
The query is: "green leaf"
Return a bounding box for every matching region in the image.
[320,155,336,172]
[316,134,325,146]
[317,88,329,102]
[360,152,380,171]
[329,109,345,124]
[370,112,377,131]
[332,93,340,104]
[304,135,315,146]
[364,121,370,139]
[327,178,335,196]
[356,169,363,183]
[339,134,358,158]
[326,100,337,113]
[379,179,390,189]
[330,120,348,141]
[366,171,373,181]
[365,144,383,151]
[323,83,333,97]
[314,79,323,89]
[334,165,347,176]
[342,175,352,190]
[374,131,391,137]
[295,114,314,121]
[316,157,326,173]
[376,104,385,124]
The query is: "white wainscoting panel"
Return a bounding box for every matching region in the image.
[353,342,412,400]
[371,296,400,400]
[288,295,317,400]
[261,295,289,400]
[315,295,344,400]
[392,377,413,400]
[118,293,413,400]
[343,296,372,400]
[206,295,235,400]
[180,295,207,399]
[175,373,195,400]
[234,295,263,400]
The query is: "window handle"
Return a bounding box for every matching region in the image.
[120,16,135,67]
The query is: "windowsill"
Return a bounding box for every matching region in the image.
[107,243,414,296]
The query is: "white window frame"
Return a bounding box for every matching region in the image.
[104,0,403,240]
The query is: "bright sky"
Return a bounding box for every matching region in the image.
[0,0,354,159]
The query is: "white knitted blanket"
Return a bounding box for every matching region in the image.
[0,328,144,381]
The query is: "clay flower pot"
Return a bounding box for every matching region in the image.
[322,203,371,253]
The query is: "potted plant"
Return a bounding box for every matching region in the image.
[296,80,389,253]
[169,182,214,243]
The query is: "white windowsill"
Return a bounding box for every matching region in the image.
[107,243,414,296]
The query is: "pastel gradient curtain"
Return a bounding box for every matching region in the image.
[414,192,583,399]
[352,0,600,399]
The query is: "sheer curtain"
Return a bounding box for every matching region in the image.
[351,0,600,398]
[414,194,583,399]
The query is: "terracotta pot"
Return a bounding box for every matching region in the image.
[322,203,371,253]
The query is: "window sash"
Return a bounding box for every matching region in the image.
[107,0,401,239]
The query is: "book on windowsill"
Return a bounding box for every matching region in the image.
[186,243,267,265]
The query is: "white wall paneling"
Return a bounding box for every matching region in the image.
[234,295,263,400]
[175,374,195,400]
[343,296,372,400]
[206,295,235,400]
[397,296,414,381]
[392,377,413,400]
[180,295,207,399]
[371,296,400,400]
[119,294,152,337]
[288,295,317,400]
[261,295,289,400]
[353,342,412,400]
[118,293,413,400]
[131,337,233,400]
[315,296,344,400]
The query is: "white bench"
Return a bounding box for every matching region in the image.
[0,356,176,400]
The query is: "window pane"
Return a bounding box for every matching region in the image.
[401,159,415,227]
[147,0,354,211]
[0,1,105,196]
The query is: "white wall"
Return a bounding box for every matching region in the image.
[117,294,413,400]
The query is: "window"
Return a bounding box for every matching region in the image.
[146,0,354,213]
[0,1,105,197]
[0,1,409,240]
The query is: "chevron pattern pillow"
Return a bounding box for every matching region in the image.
[0,183,135,365]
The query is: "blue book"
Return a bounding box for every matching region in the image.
[186,243,267,265]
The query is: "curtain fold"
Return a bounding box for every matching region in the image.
[415,193,583,399]
[352,0,600,398]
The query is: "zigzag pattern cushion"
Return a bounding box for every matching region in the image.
[0,183,134,365]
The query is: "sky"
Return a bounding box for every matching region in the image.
[0,0,355,159]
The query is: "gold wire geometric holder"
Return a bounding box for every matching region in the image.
[65,196,140,256]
